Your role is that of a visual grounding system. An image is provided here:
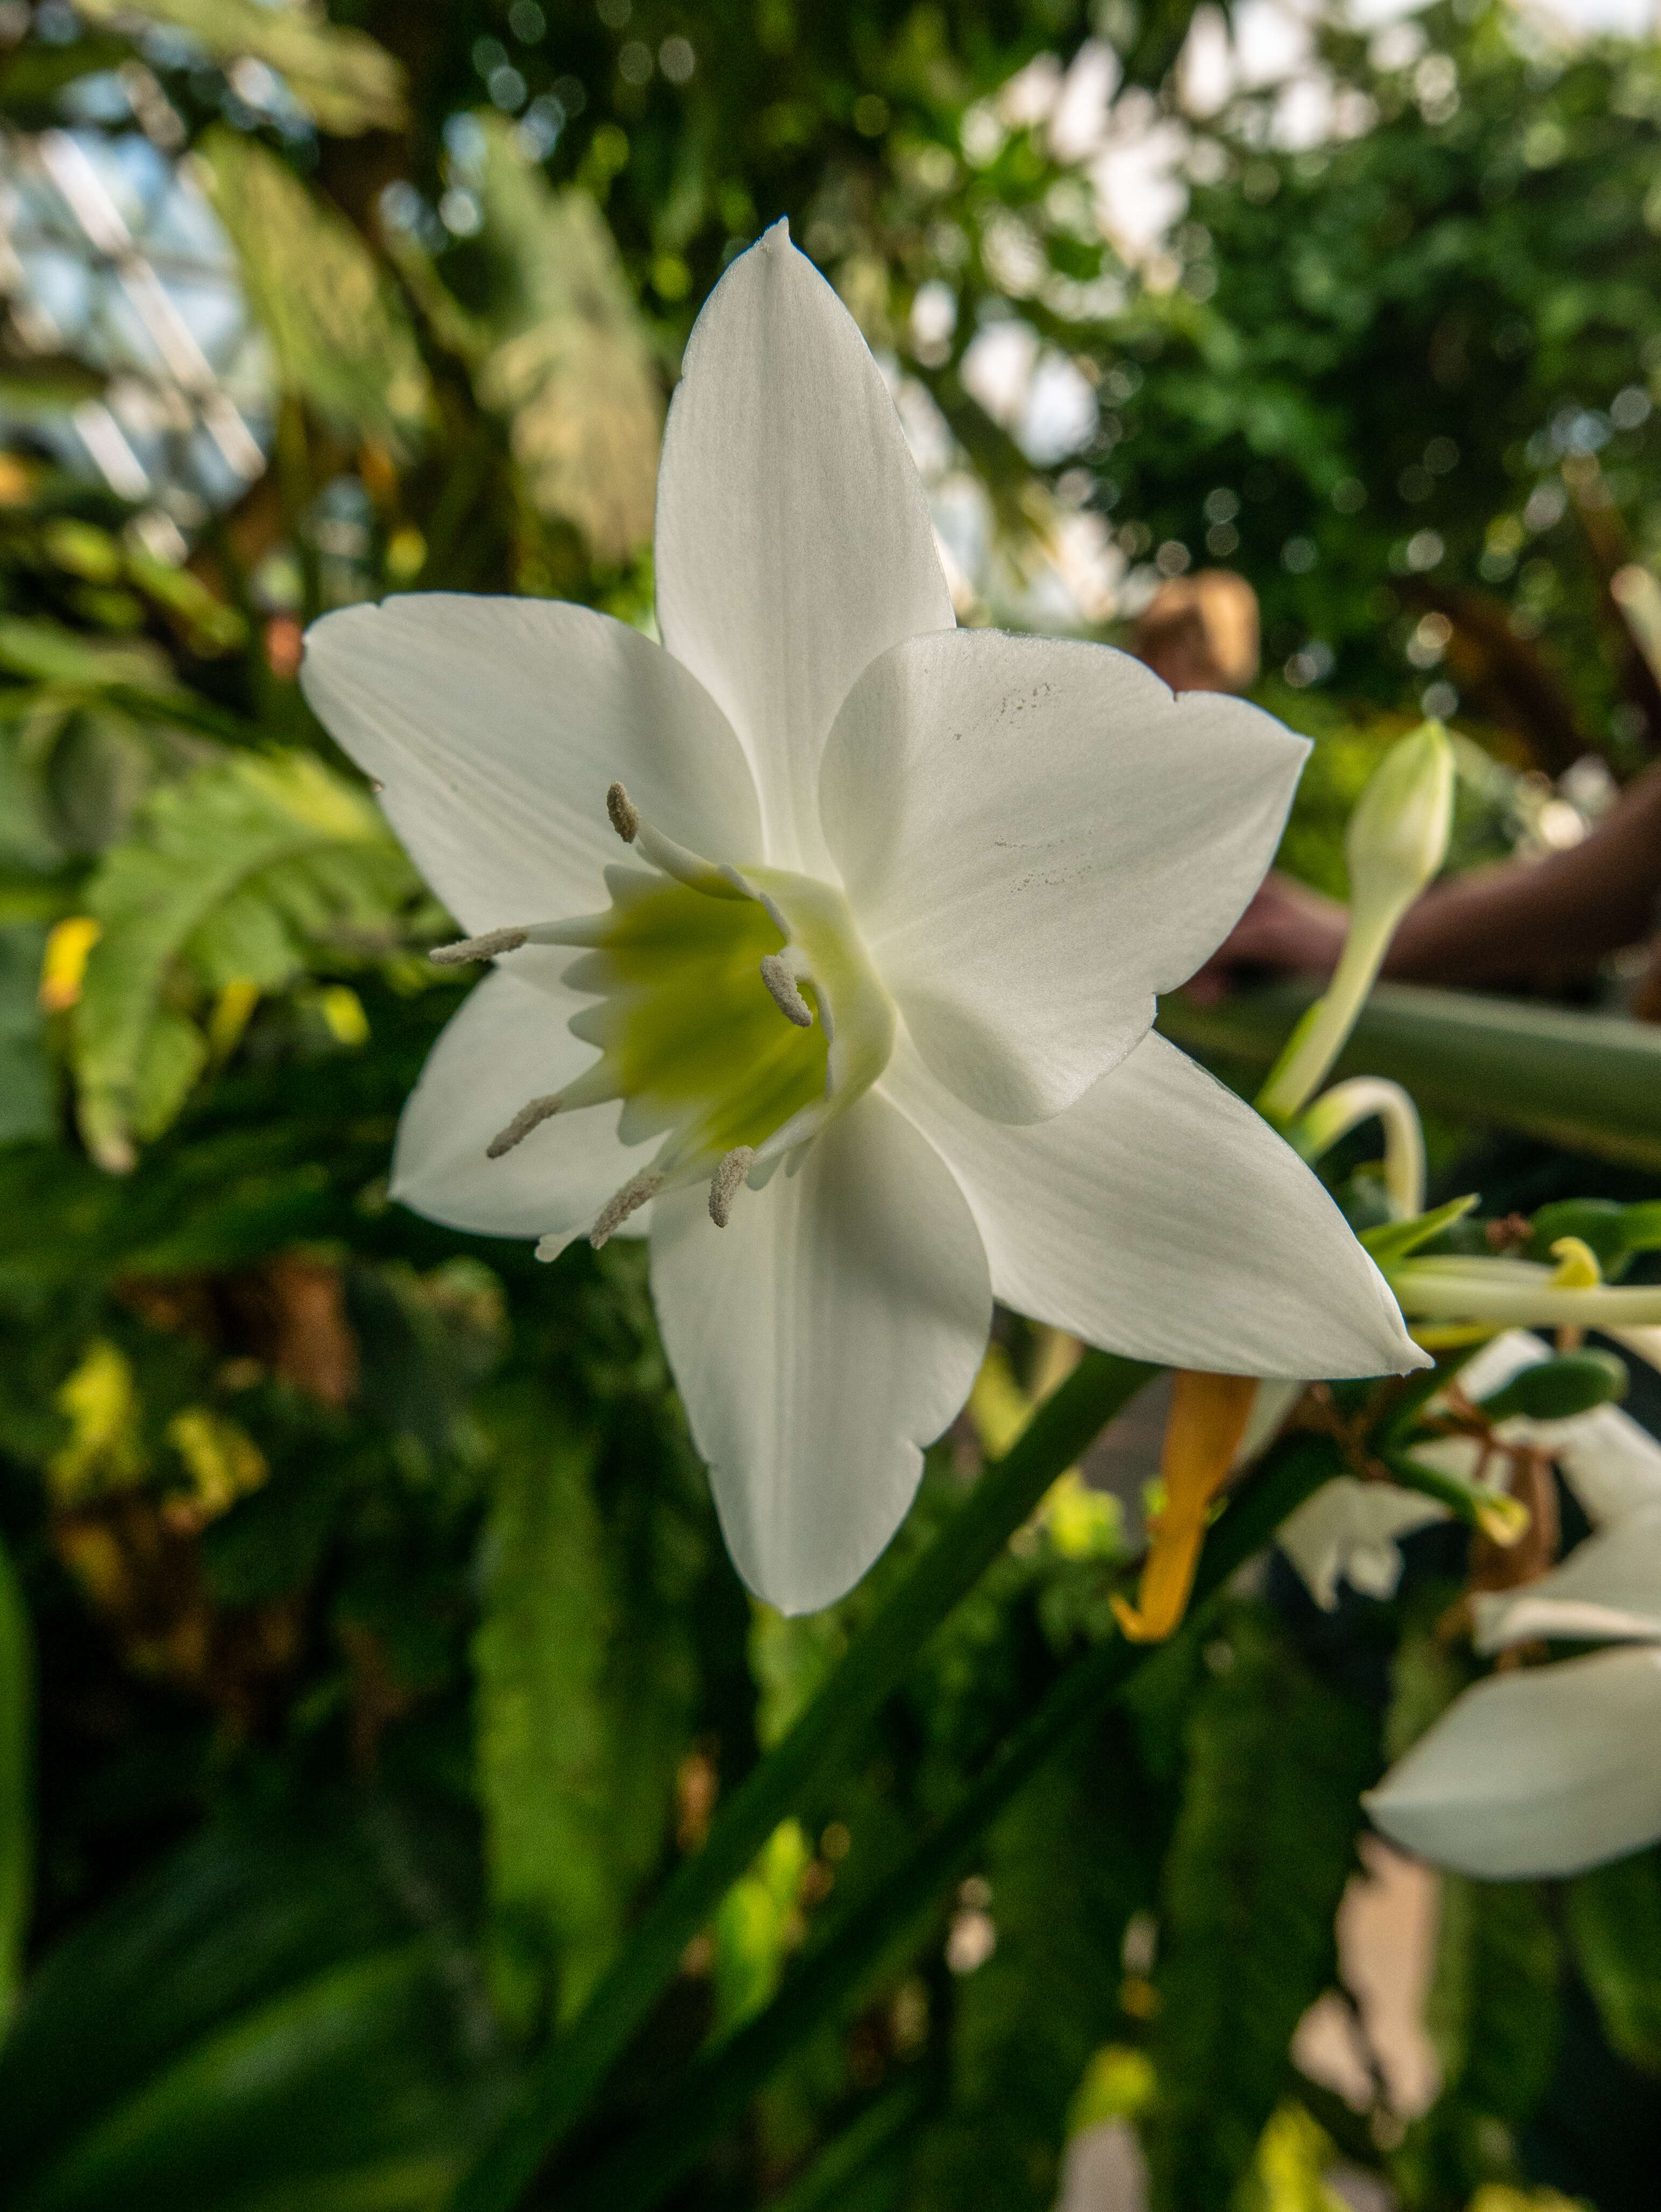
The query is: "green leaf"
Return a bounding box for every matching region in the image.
[0,1525,31,2031]
[471,118,663,563]
[74,0,405,134]
[196,129,430,456]
[910,1748,1149,2212]
[471,1389,695,2034]
[0,924,53,1147]
[1145,1606,1377,2212]
[0,1808,516,2206]
[1360,1193,1479,1267]
[1567,1848,1661,2076]
[1403,1876,1559,2202]
[74,751,415,1169]
[1161,982,1661,1173]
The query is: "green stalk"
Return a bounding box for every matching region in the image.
[555,1433,1346,2212]
[452,1349,1155,2212]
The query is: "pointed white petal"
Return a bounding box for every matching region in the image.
[391,969,643,1242]
[1528,1403,1661,1529]
[884,1030,1423,1379]
[1365,1646,1661,1878]
[654,221,954,873]
[649,1088,990,1615]
[1474,1503,1661,1651]
[820,630,1307,1121]
[1278,1478,1447,1610]
[301,595,761,935]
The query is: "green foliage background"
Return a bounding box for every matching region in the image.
[0,2,1659,2209]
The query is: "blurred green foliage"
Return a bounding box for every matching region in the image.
[0,2,1656,2209]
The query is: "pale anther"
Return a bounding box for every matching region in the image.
[430,925,529,966]
[607,782,640,842]
[486,1093,563,1160]
[708,1146,756,1228]
[590,1167,664,1247]
[759,952,814,1029]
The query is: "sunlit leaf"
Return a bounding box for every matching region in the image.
[195,127,430,456]
[472,117,662,564]
[73,750,416,1170]
[74,0,404,134]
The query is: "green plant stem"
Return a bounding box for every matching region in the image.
[451,1348,1155,2212]
[1257,909,1398,1124]
[557,1433,1346,2212]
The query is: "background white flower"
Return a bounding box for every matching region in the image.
[1366,1332,1661,1877]
[302,221,1418,1615]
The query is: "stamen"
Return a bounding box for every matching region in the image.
[486,1093,563,1159]
[708,1146,756,1228]
[606,782,640,842]
[759,953,813,1029]
[590,1168,664,1247]
[606,781,749,901]
[430,925,529,966]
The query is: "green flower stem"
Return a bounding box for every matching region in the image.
[1256,908,1399,1125]
[555,1432,1346,2212]
[452,1348,1156,2212]
[1378,1446,1529,1545]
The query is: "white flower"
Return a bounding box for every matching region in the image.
[301,221,1418,1615]
[1365,1333,1661,1877]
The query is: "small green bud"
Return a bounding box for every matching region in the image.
[1478,1349,1629,1423]
[1345,721,1455,919]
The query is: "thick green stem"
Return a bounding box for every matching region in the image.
[556,1432,1347,2212]
[452,1349,1155,2212]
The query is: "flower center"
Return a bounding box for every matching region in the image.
[430,783,895,1246]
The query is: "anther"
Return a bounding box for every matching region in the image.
[590,1168,664,1247]
[759,953,813,1029]
[607,782,640,842]
[486,1093,563,1160]
[708,1146,756,1228]
[430,925,529,966]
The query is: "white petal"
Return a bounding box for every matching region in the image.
[301,595,761,935]
[883,1030,1423,1379]
[653,221,954,874]
[391,968,641,1242]
[1278,1477,1446,1610]
[648,1088,990,1614]
[1474,1502,1661,1651]
[1530,1403,1661,1529]
[820,630,1307,1122]
[1365,1646,1661,1878]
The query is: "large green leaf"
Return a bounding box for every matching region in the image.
[1399,1874,1560,2204]
[909,1742,1149,2212]
[196,128,430,455]
[0,1809,515,2212]
[472,1387,696,2034]
[0,924,53,1147]
[75,0,404,134]
[74,749,416,1171]
[1160,981,1661,1171]
[0,1524,30,2030]
[471,118,662,564]
[1567,1848,1661,2076]
[1145,1605,1377,2212]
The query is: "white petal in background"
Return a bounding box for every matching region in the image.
[1278,1477,1447,1611]
[301,595,761,934]
[653,221,955,875]
[884,1031,1422,1380]
[391,968,640,1243]
[649,1088,991,1615]
[1366,1646,1661,1878]
[1473,1503,1661,1652]
[820,631,1308,1123]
